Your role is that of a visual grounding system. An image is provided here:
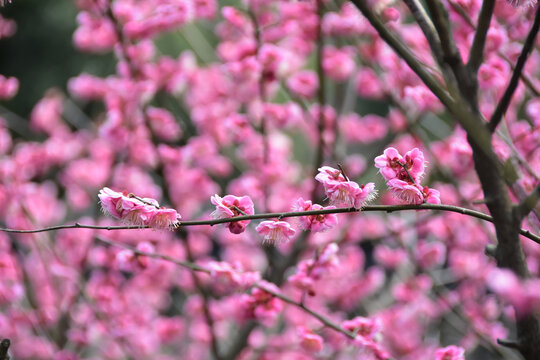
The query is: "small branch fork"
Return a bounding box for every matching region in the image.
[2,204,540,244]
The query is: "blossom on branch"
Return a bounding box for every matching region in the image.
[98,187,181,229]
[256,220,296,245]
[291,197,338,232]
[374,148,440,204]
[315,166,377,208]
[210,194,254,234]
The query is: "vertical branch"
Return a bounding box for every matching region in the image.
[312,0,327,201]
[467,0,496,73]
[349,1,540,358]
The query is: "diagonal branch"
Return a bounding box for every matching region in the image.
[516,184,540,220]
[402,0,444,64]
[349,0,494,160]
[489,4,540,133]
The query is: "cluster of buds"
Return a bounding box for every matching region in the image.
[374,148,440,204]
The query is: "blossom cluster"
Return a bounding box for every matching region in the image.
[99,187,181,229]
[315,166,377,208]
[375,147,440,204]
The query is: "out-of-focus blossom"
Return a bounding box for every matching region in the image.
[434,345,465,360]
[0,75,18,100]
[298,327,323,352]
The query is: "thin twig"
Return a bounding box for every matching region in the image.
[254,284,356,339]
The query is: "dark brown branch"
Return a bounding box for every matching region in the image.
[2,204,540,244]
[497,338,522,350]
[349,0,493,160]
[0,339,9,360]
[402,0,443,64]
[467,0,496,73]
[448,0,540,97]
[424,0,461,67]
[489,4,540,133]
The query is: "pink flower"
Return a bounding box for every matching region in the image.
[422,186,441,204]
[292,198,338,232]
[286,70,318,98]
[210,194,254,234]
[325,181,377,209]
[0,75,18,100]
[374,147,425,183]
[434,345,465,360]
[315,165,347,185]
[206,261,260,293]
[256,220,296,245]
[342,316,381,340]
[239,281,283,326]
[387,179,424,204]
[98,187,181,229]
[316,166,377,209]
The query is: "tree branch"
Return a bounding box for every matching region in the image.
[94,239,359,343]
[2,203,540,244]
[516,183,540,220]
[488,4,540,133]
[467,0,496,73]
[349,0,493,162]
[402,0,443,64]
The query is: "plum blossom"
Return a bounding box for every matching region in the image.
[374,148,440,204]
[315,166,377,208]
[210,194,254,234]
[374,147,425,182]
[98,187,181,229]
[291,197,338,232]
[256,220,296,245]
